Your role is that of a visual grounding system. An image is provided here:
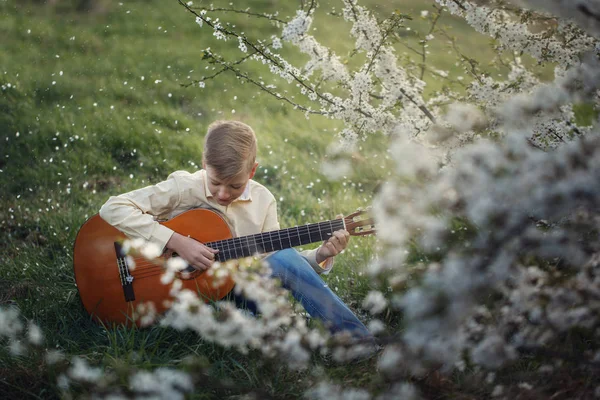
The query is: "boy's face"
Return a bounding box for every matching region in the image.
[205,163,258,207]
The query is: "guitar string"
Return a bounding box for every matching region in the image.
[127,225,345,279]
[133,269,203,280]
[128,236,339,276]
[128,221,343,263]
[205,220,344,253]
[122,221,345,274]
[129,222,346,280]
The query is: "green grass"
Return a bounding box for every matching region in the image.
[0,0,566,398]
[0,1,392,397]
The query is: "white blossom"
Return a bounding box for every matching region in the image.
[362,290,387,314]
[282,10,312,43]
[68,357,104,383]
[444,103,486,132]
[305,381,372,400]
[27,322,44,345]
[129,368,193,400]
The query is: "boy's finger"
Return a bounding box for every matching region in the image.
[191,260,208,272]
[201,246,216,258]
[201,243,219,253]
[332,230,347,243]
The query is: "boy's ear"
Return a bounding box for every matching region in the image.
[249,162,259,179]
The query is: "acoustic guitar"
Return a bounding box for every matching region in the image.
[73,208,375,326]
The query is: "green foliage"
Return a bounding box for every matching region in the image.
[0,0,392,397]
[0,0,541,397]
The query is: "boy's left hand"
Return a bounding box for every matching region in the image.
[316,227,350,264]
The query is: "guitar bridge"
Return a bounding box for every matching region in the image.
[114,242,136,302]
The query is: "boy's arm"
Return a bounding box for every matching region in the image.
[297,210,349,274]
[301,248,335,274]
[262,198,342,275]
[99,173,182,252]
[100,173,218,272]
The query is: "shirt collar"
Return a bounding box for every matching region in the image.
[238,183,251,201]
[202,169,252,202]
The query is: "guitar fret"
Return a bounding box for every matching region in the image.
[243,236,250,257]
[239,237,245,257]
[256,233,262,254]
[267,232,274,252]
[295,226,301,247]
[252,234,259,254]
[246,236,252,256]
[218,242,225,261]
[210,241,219,262]
[277,230,283,251]
[234,238,240,259]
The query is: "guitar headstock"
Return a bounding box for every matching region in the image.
[344,208,376,237]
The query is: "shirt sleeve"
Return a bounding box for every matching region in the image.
[299,248,334,275]
[98,172,183,251]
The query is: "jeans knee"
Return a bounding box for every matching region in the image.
[269,248,299,266]
[268,249,312,277]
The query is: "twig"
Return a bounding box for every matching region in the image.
[420,7,443,81]
[204,53,329,116]
[176,0,338,109]
[346,1,436,123]
[190,6,286,24]
[400,88,437,123]
[439,29,485,85]
[180,51,257,88]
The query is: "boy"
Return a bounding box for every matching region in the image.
[99,120,371,338]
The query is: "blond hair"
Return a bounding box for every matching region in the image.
[203,120,257,179]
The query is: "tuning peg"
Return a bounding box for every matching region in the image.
[353,228,376,236]
[345,209,365,220]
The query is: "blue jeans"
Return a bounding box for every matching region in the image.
[230,249,372,339]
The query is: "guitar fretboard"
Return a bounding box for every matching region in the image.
[206,219,345,262]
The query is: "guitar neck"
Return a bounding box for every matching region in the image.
[206,219,345,262]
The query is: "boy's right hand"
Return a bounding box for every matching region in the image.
[166,232,219,272]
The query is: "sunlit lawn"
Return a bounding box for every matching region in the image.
[1,0,513,398]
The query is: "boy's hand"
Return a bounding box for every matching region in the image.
[166,232,219,272]
[316,228,350,264]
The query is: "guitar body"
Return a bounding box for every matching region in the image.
[73,209,235,326]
